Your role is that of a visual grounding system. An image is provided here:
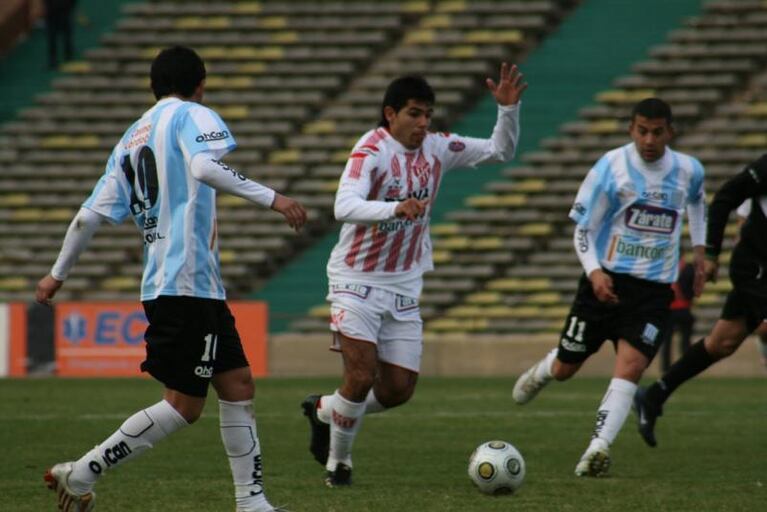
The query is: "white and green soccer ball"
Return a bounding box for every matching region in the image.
[468,440,526,495]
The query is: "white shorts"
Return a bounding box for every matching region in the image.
[327,283,423,372]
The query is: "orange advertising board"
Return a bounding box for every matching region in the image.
[54,301,268,377]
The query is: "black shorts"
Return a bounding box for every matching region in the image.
[557,272,674,364]
[141,296,250,397]
[721,243,767,332]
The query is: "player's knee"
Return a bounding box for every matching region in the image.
[175,403,204,424]
[551,360,577,381]
[708,338,739,359]
[377,383,415,408]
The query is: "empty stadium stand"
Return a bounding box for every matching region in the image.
[0,0,578,305]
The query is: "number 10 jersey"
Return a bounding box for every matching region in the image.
[82,97,237,301]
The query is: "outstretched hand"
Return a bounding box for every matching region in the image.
[272,193,308,232]
[486,62,528,106]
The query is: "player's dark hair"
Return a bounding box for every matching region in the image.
[150,46,206,100]
[379,75,435,127]
[631,98,673,125]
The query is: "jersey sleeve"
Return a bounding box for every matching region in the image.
[437,103,520,171]
[686,157,706,247]
[334,147,397,224]
[706,153,767,258]
[177,105,237,163]
[568,157,611,230]
[82,147,133,224]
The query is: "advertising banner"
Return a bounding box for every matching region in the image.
[55,301,268,377]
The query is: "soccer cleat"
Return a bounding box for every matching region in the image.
[44,462,96,512]
[574,439,611,477]
[512,361,552,404]
[633,386,662,448]
[301,394,330,466]
[236,505,290,512]
[325,462,352,487]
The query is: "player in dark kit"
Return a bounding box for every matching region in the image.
[634,153,767,447]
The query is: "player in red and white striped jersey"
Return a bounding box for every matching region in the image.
[301,63,528,486]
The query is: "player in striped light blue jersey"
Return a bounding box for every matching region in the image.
[36,46,304,512]
[571,130,705,284]
[512,98,707,478]
[82,87,241,300]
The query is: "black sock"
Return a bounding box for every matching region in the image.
[647,339,715,407]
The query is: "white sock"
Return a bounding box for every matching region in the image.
[219,400,272,511]
[69,400,187,494]
[591,378,637,446]
[326,391,365,471]
[363,389,386,414]
[535,348,557,381]
[316,393,333,424]
[317,388,385,425]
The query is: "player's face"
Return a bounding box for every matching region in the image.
[386,99,433,150]
[629,115,674,163]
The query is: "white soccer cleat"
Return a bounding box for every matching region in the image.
[574,439,611,477]
[512,361,552,404]
[44,462,95,512]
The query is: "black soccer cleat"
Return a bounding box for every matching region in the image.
[301,394,330,466]
[634,386,662,448]
[325,462,352,487]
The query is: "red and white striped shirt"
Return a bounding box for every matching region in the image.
[327,103,521,298]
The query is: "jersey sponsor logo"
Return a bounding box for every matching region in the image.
[625,204,677,234]
[213,159,246,181]
[395,295,419,312]
[448,140,466,152]
[195,130,230,143]
[641,190,668,201]
[377,218,415,233]
[612,237,668,261]
[576,228,589,253]
[331,283,371,299]
[142,216,166,245]
[125,124,152,150]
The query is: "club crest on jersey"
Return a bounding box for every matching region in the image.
[448,140,466,152]
[413,160,431,188]
[625,204,677,234]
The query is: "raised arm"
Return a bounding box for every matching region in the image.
[439,62,527,170]
[189,152,307,231]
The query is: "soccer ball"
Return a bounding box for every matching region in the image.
[468,440,526,495]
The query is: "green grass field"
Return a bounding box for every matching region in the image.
[3,377,765,511]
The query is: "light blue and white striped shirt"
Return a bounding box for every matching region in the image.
[83,97,236,301]
[569,142,705,283]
